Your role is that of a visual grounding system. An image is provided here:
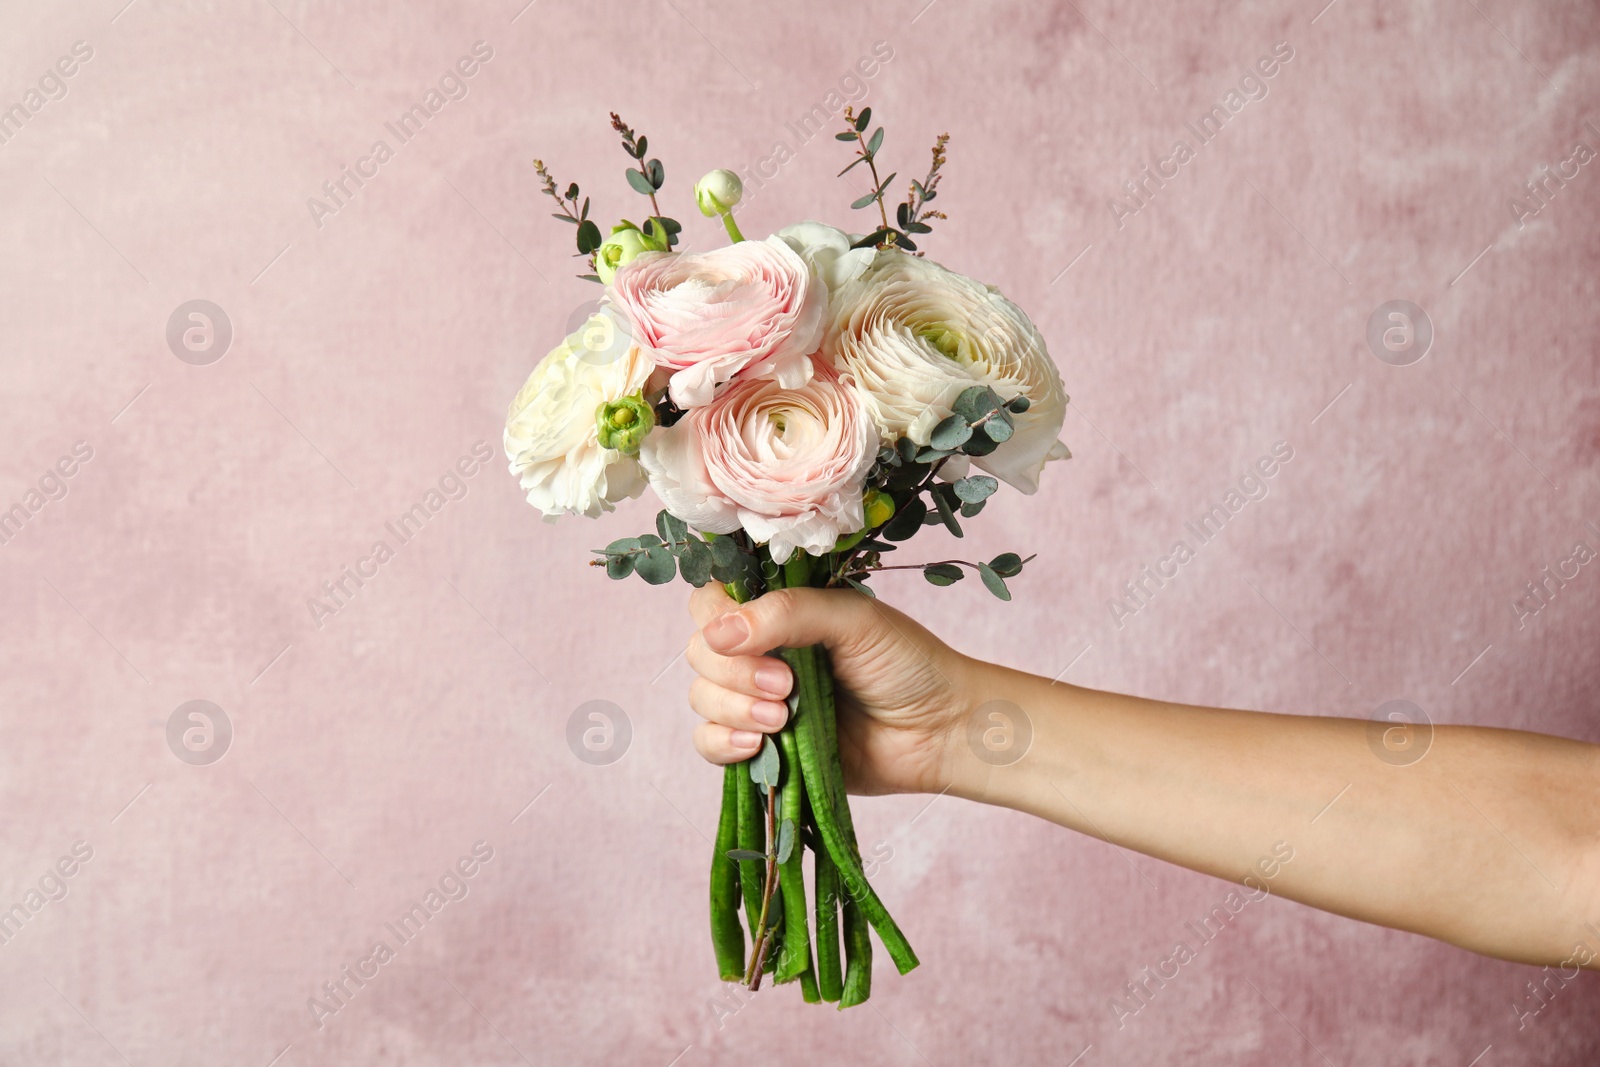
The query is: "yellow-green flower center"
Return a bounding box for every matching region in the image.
[917,323,968,363]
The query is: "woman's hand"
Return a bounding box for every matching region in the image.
[685,583,974,796]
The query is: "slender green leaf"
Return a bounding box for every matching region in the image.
[750,735,781,792]
[962,429,1000,456]
[776,818,796,864]
[923,563,965,586]
[953,386,1001,422]
[680,539,714,586]
[636,546,677,585]
[708,536,739,567]
[647,158,664,189]
[854,107,871,132]
[977,562,1011,600]
[626,168,654,194]
[656,510,689,550]
[844,577,876,598]
[932,488,963,538]
[930,415,973,451]
[881,496,927,541]
[982,413,1015,443]
[851,190,880,210]
[953,475,999,504]
[576,220,602,254]
[866,128,884,156]
[726,849,766,862]
[989,552,1024,577]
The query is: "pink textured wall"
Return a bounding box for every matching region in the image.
[1,0,1597,1063]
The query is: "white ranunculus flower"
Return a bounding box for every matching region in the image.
[504,308,656,519]
[826,251,1070,493]
[776,221,875,295]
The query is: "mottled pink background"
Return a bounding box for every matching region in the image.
[1,0,1598,1064]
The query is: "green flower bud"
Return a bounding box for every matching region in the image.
[863,490,896,529]
[831,491,896,551]
[594,222,668,284]
[595,393,655,454]
[695,169,744,217]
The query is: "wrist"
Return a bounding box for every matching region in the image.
[937,657,1080,810]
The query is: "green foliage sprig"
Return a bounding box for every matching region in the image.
[592,513,761,589]
[610,112,682,250]
[836,108,950,253]
[896,133,949,254]
[534,158,603,265]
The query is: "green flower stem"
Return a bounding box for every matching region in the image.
[812,824,844,1002]
[711,764,746,981]
[780,549,919,977]
[734,758,764,941]
[840,886,873,1007]
[775,726,813,984]
[799,957,821,1003]
[720,210,745,243]
[745,778,780,988]
[779,639,919,977]
[813,636,872,1005]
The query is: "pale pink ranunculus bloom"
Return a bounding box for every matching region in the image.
[607,236,826,409]
[639,357,876,563]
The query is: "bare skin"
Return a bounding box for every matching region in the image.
[685,583,1600,971]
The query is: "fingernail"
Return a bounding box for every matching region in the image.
[754,665,791,698]
[750,700,787,729]
[729,730,762,750]
[704,613,750,650]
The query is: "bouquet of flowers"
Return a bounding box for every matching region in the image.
[506,109,1069,1006]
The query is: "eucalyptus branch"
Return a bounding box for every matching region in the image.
[610,112,665,219]
[534,159,582,221]
[898,133,950,246]
[745,781,780,989]
[840,106,892,237]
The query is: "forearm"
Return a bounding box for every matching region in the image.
[947,659,1600,968]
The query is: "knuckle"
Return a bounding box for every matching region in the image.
[684,631,709,671]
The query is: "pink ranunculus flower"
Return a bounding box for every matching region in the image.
[607,236,826,409]
[639,357,876,563]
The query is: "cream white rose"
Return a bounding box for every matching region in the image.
[826,251,1069,493]
[504,309,656,519]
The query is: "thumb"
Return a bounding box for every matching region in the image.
[701,586,873,656]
